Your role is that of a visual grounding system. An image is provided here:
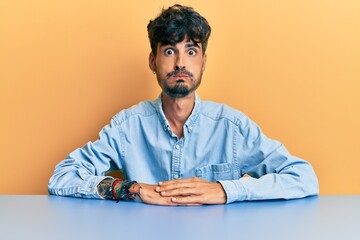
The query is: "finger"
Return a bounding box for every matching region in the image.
[159,186,202,197]
[158,177,203,186]
[173,203,202,206]
[156,177,206,192]
[139,183,179,206]
[142,193,180,206]
[156,181,201,193]
[171,196,204,205]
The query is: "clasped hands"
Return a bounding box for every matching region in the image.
[139,177,226,206]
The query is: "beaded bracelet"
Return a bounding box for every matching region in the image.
[110,178,141,202]
[110,178,122,201]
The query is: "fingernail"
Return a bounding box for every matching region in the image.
[155,187,160,192]
[161,191,166,195]
[172,197,176,202]
[158,182,163,185]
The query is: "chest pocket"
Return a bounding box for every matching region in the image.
[195,163,234,182]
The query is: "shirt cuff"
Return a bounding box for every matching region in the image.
[78,175,113,199]
[218,180,247,204]
[94,176,114,199]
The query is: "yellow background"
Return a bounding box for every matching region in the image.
[1,0,359,194]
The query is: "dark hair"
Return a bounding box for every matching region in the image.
[147,4,211,56]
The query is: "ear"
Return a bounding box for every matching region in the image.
[149,52,156,73]
[201,53,207,73]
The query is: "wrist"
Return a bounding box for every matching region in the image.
[97,178,115,199]
[112,179,141,202]
[216,181,227,204]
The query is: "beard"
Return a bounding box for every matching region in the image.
[159,69,202,98]
[163,79,201,98]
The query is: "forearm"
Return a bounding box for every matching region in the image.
[219,164,319,203]
[48,165,111,199]
[49,119,123,198]
[234,122,319,203]
[97,179,114,199]
[97,178,142,201]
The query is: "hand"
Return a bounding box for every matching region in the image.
[155,177,227,205]
[138,183,177,206]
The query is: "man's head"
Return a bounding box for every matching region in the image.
[147,4,211,56]
[148,5,211,98]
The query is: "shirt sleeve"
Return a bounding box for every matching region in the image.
[218,115,319,203]
[48,118,122,199]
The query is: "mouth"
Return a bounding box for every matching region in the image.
[172,74,189,78]
[166,70,193,79]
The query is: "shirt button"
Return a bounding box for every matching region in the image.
[57,190,62,195]
[188,126,193,131]
[174,175,179,179]
[175,144,180,150]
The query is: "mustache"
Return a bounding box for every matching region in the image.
[166,69,193,78]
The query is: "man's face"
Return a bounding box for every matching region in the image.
[149,38,207,98]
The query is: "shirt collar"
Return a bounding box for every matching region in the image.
[155,92,201,134]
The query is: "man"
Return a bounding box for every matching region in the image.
[48,4,319,205]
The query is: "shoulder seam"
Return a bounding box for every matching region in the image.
[200,102,246,126]
[112,101,157,126]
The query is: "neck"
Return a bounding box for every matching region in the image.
[161,92,195,138]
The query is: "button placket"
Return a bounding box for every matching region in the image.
[171,140,183,181]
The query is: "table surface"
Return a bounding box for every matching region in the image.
[0,195,359,240]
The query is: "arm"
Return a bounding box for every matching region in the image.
[97,179,114,199]
[97,178,142,201]
[97,179,191,205]
[48,119,121,199]
[49,116,211,205]
[219,116,319,203]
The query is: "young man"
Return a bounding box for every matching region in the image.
[48,4,319,205]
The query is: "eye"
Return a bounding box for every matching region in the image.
[165,49,174,55]
[188,49,197,56]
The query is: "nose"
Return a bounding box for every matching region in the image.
[175,65,186,71]
[175,54,186,70]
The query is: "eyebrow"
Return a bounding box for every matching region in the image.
[160,41,200,49]
[185,42,200,48]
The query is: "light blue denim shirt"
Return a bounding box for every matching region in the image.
[48,93,319,203]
